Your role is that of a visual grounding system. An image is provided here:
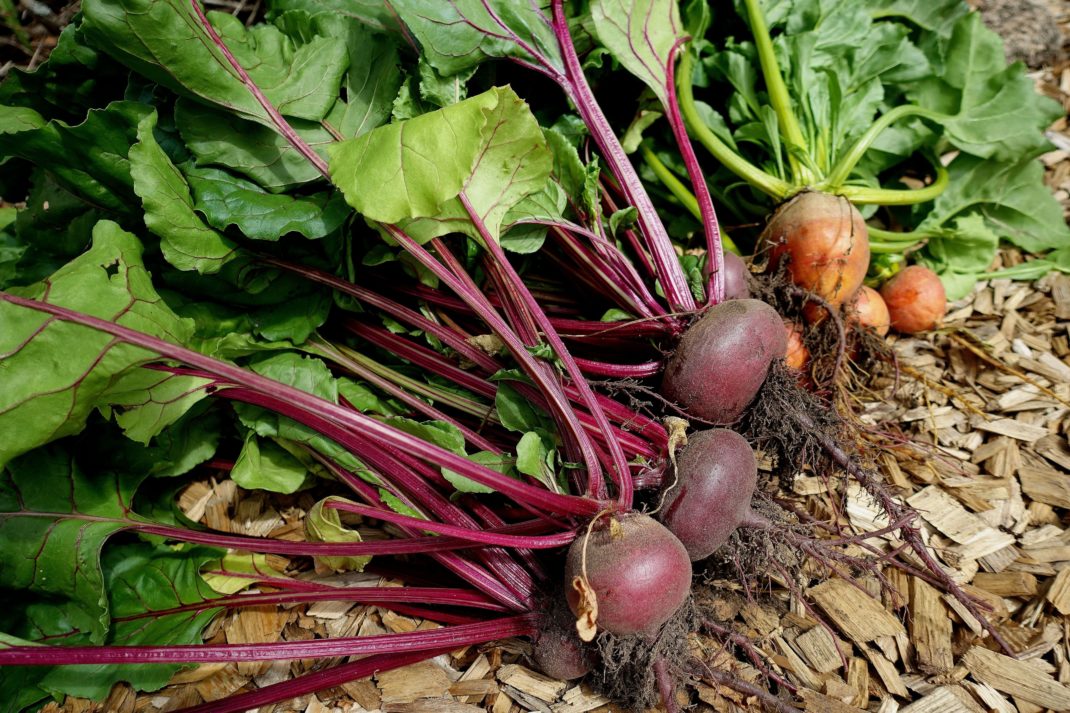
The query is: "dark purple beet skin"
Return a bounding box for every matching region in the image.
[660,429,757,561]
[564,514,692,637]
[723,252,750,300]
[661,299,787,424]
[533,626,591,680]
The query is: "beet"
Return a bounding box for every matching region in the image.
[723,252,750,300]
[764,192,870,307]
[783,319,809,371]
[533,625,591,680]
[661,299,787,424]
[881,265,946,334]
[847,285,890,336]
[660,429,757,561]
[564,514,691,637]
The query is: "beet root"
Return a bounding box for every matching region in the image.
[660,429,757,561]
[722,252,750,300]
[764,192,870,307]
[533,625,591,680]
[564,514,692,638]
[881,265,946,334]
[661,299,787,424]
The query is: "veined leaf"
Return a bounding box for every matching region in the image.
[591,0,682,106]
[908,12,1064,161]
[175,99,333,192]
[305,496,371,572]
[130,111,238,273]
[0,100,148,215]
[186,165,350,240]
[32,543,223,700]
[398,87,555,246]
[390,0,561,76]
[82,0,347,126]
[232,432,309,494]
[0,448,141,644]
[0,221,196,469]
[918,154,1070,255]
[328,88,498,223]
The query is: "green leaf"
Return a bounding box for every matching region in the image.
[0,221,196,469]
[130,111,238,273]
[328,88,497,223]
[494,382,552,434]
[0,448,139,645]
[186,165,349,240]
[515,431,553,483]
[102,368,214,445]
[0,100,148,214]
[266,0,405,35]
[175,99,331,192]
[232,432,309,494]
[34,543,223,700]
[871,0,970,38]
[399,87,554,245]
[338,377,399,416]
[390,0,561,76]
[418,57,477,108]
[65,407,222,487]
[82,0,346,126]
[591,0,682,106]
[384,417,466,455]
[305,496,371,572]
[442,450,511,494]
[200,552,288,595]
[919,154,1070,254]
[908,12,1064,161]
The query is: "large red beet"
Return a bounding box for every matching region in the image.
[661,299,787,423]
[564,514,691,637]
[660,429,757,561]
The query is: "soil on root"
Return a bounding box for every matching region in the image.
[593,598,698,711]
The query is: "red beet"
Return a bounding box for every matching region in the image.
[723,252,750,300]
[661,299,788,423]
[659,429,757,561]
[564,514,691,637]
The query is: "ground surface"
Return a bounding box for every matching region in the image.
[6,2,1070,713]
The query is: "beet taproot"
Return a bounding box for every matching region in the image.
[659,429,758,561]
[764,192,870,307]
[564,514,691,637]
[661,299,787,424]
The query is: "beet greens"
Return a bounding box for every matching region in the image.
[0,0,1055,710]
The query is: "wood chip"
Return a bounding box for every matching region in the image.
[809,579,906,643]
[496,665,567,703]
[972,417,1050,442]
[961,646,1070,710]
[909,578,953,674]
[972,571,1039,597]
[377,661,452,704]
[898,686,987,713]
[907,486,1015,560]
[1018,465,1070,508]
[795,625,845,673]
[1045,567,1070,615]
[800,688,866,712]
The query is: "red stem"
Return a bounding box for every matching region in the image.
[549,0,695,313]
[0,615,538,665]
[188,0,329,178]
[664,38,724,305]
